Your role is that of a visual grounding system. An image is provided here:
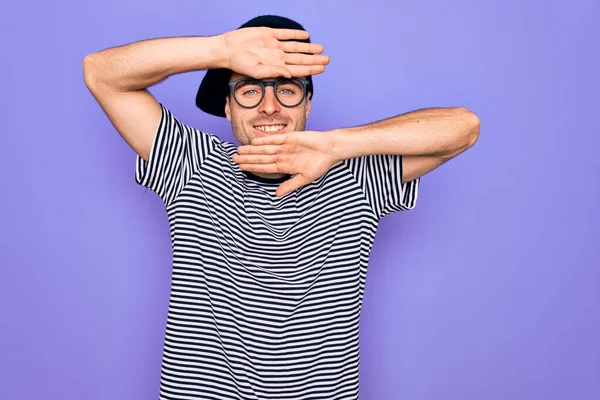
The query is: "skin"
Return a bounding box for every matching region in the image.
[225,72,312,179]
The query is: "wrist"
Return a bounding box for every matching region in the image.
[203,34,230,70]
[329,128,366,162]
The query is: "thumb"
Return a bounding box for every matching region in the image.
[275,174,311,197]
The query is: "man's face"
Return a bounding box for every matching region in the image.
[225,72,312,146]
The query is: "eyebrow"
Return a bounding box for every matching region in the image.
[236,80,262,88]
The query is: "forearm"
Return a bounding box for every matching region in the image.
[83,36,226,92]
[330,106,480,161]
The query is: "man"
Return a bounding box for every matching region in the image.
[84,14,479,400]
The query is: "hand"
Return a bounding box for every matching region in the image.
[220,27,330,79]
[232,131,338,197]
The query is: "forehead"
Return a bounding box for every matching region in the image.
[229,72,309,82]
[230,72,249,82]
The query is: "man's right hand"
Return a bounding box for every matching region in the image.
[219,27,330,79]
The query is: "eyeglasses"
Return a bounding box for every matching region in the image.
[228,77,310,109]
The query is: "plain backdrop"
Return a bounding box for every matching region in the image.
[1,1,598,399]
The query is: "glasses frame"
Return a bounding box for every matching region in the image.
[228,77,310,109]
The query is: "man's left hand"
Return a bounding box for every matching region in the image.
[232,131,339,197]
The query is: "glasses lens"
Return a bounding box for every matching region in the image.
[233,79,264,108]
[275,79,305,107]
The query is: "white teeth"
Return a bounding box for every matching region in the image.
[255,125,285,133]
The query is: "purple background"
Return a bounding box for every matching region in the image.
[1,1,599,399]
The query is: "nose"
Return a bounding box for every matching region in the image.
[257,86,281,115]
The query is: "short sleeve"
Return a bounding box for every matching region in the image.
[342,154,419,219]
[135,103,217,206]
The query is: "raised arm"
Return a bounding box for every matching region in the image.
[83,28,329,161]
[83,36,227,161]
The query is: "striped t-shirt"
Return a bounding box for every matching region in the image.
[135,104,419,400]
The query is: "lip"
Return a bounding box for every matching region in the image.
[252,124,288,135]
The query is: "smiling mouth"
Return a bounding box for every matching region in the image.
[253,124,287,133]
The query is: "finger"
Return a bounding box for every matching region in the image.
[275,174,312,197]
[284,53,330,66]
[232,154,278,164]
[251,65,292,79]
[238,163,281,173]
[272,28,310,41]
[281,42,324,55]
[287,64,327,76]
[250,134,287,146]
[237,144,280,155]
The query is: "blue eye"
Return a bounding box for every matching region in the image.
[278,87,298,96]
[242,89,261,97]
